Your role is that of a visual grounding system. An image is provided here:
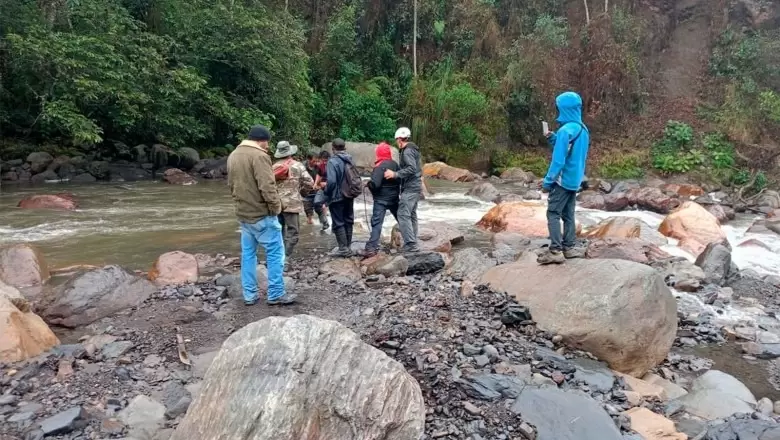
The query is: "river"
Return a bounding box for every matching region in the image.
[2,179,780,398]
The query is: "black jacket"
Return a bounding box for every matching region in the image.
[368,160,400,203]
[396,142,422,193]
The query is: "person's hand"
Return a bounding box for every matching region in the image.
[384,169,396,179]
[540,186,550,194]
[544,130,553,138]
[319,181,326,188]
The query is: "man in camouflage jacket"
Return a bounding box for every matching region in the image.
[273,141,314,256]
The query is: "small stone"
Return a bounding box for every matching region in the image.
[757,397,773,416]
[482,345,499,362]
[518,422,536,439]
[24,430,44,440]
[474,355,490,368]
[463,401,482,415]
[552,335,563,344]
[551,371,565,385]
[101,418,125,435]
[774,400,780,415]
[0,394,19,405]
[102,341,134,358]
[463,344,481,356]
[624,391,642,406]
[144,354,163,367]
[8,411,35,422]
[57,359,74,380]
[38,406,87,435]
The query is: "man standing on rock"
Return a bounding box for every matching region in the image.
[538,91,591,265]
[272,141,314,257]
[325,138,358,257]
[227,125,295,305]
[384,127,422,253]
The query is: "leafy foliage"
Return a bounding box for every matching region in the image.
[597,153,646,179]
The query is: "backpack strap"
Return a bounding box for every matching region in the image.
[565,122,586,158]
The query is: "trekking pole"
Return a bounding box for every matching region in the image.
[363,189,371,233]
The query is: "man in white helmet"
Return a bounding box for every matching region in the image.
[384,127,422,253]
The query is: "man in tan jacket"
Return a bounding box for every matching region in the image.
[227,125,295,306]
[272,141,314,257]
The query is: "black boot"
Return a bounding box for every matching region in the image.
[345,223,353,246]
[318,213,330,231]
[331,227,352,258]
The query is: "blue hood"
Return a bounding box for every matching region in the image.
[555,92,583,125]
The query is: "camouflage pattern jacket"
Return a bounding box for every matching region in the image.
[275,159,314,214]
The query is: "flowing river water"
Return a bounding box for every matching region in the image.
[2,179,780,398]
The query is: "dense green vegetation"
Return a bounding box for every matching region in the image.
[0,0,778,186]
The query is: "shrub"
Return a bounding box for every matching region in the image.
[597,153,645,179]
[491,149,549,176]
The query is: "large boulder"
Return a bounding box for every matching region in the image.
[27,151,54,174]
[423,161,475,182]
[603,192,630,211]
[198,157,228,179]
[466,182,501,203]
[476,202,582,237]
[171,315,425,440]
[674,370,756,420]
[322,142,399,174]
[177,147,200,171]
[586,238,671,265]
[500,167,535,183]
[659,201,727,257]
[704,416,780,440]
[481,256,677,376]
[162,168,197,185]
[17,193,78,210]
[706,204,736,224]
[695,242,732,285]
[578,191,605,210]
[626,187,681,213]
[584,216,667,246]
[0,244,50,288]
[406,252,446,275]
[391,221,463,252]
[747,217,780,235]
[447,248,497,282]
[660,183,705,198]
[149,251,199,287]
[0,280,60,363]
[758,190,780,210]
[38,265,156,327]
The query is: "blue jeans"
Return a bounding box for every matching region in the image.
[240,217,285,302]
[366,200,398,251]
[546,184,577,252]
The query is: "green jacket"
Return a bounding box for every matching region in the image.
[227,140,282,223]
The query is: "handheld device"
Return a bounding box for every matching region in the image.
[542,121,549,135]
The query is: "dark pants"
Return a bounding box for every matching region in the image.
[546,184,577,252]
[329,199,354,230]
[398,191,419,249]
[366,200,398,251]
[303,194,325,217]
[278,212,300,256]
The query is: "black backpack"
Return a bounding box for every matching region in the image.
[339,157,363,199]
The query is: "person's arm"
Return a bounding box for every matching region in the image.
[542,129,571,189]
[368,165,384,193]
[254,154,281,215]
[324,159,338,202]
[394,148,419,180]
[546,132,557,147]
[298,162,314,191]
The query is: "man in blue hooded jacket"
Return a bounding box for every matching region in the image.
[538,91,590,265]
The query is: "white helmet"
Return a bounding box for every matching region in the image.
[394,127,411,140]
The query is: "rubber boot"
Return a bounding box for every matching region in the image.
[345,223,353,246]
[331,227,352,258]
[318,213,330,231]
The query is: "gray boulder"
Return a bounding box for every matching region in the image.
[510,387,623,440]
[674,370,756,420]
[704,416,780,440]
[171,315,425,440]
[120,395,167,439]
[695,242,733,285]
[88,160,111,180]
[406,252,446,275]
[177,147,200,171]
[38,265,156,327]
[27,152,54,174]
[133,144,149,163]
[467,182,501,203]
[447,248,497,282]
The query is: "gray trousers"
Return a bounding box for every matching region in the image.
[397,191,419,248]
[278,212,300,256]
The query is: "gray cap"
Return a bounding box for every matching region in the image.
[274,141,298,158]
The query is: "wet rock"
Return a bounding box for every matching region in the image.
[447,248,497,282]
[586,238,671,265]
[500,167,535,183]
[39,265,156,327]
[364,254,409,278]
[149,251,199,286]
[584,216,667,245]
[172,315,425,440]
[391,222,461,252]
[0,280,60,362]
[457,374,527,400]
[611,180,641,194]
[624,407,686,440]
[758,190,780,210]
[704,415,780,440]
[87,160,110,179]
[490,232,532,264]
[674,370,756,420]
[178,147,200,171]
[71,172,97,183]
[747,217,780,236]
[406,252,446,275]
[423,161,475,182]
[27,151,54,174]
[659,202,728,257]
[660,183,705,198]
[0,243,50,288]
[38,406,87,435]
[578,191,605,210]
[603,192,630,211]
[695,243,732,285]
[477,202,581,237]
[17,193,77,211]
[482,256,677,376]
[652,258,706,292]
[120,395,167,438]
[163,167,197,185]
[706,204,735,224]
[510,387,623,440]
[466,182,501,203]
[320,259,362,282]
[30,169,59,183]
[626,187,680,214]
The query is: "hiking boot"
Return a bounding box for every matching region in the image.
[361,249,378,259]
[563,247,586,259]
[244,297,258,306]
[266,293,298,306]
[537,249,565,265]
[402,244,421,254]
